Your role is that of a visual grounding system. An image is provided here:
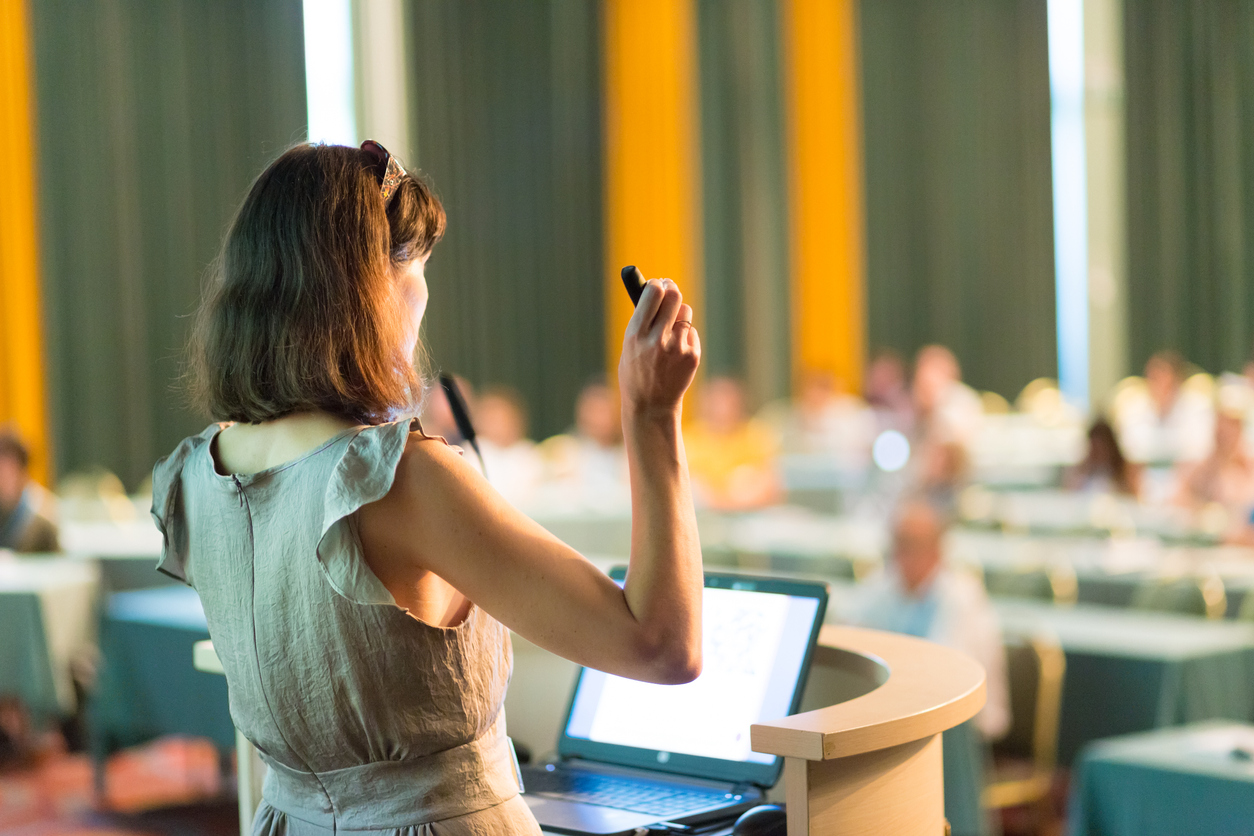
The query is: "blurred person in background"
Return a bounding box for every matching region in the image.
[843,498,1009,741]
[911,345,983,449]
[684,376,782,510]
[863,349,914,434]
[1063,419,1142,497]
[911,440,970,519]
[419,375,474,447]
[1115,350,1214,465]
[759,369,875,469]
[540,378,629,507]
[475,385,545,507]
[0,429,58,553]
[1175,410,1254,516]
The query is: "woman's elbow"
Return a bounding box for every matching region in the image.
[639,636,702,685]
[659,649,702,684]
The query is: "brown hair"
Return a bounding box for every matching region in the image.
[190,144,446,425]
[0,428,29,469]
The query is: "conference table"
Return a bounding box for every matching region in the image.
[994,601,1254,764]
[0,555,99,719]
[91,586,234,767]
[1069,722,1254,836]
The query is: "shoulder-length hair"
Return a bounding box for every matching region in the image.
[190,144,446,425]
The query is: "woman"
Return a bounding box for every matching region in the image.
[151,143,702,835]
[1064,418,1141,498]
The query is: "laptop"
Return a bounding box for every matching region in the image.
[521,569,829,835]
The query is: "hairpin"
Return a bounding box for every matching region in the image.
[360,139,405,205]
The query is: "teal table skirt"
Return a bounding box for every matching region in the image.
[1057,643,1254,764]
[944,720,997,836]
[997,603,1254,764]
[90,587,234,758]
[1069,722,1254,836]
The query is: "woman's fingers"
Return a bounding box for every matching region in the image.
[626,280,664,337]
[648,280,683,338]
[683,319,700,352]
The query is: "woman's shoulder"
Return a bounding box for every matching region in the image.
[152,423,228,493]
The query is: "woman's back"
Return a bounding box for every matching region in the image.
[152,419,538,833]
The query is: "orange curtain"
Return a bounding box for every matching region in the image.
[603,0,702,389]
[0,0,50,485]
[783,0,866,393]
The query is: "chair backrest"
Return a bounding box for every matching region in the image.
[985,564,1077,606]
[1235,589,1254,622]
[1132,574,1227,619]
[993,633,1065,774]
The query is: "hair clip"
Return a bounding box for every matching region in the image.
[360,139,405,205]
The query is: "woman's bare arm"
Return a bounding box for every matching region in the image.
[358,280,703,684]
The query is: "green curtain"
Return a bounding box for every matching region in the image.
[860,0,1057,399]
[408,0,604,440]
[697,0,791,408]
[1124,0,1254,374]
[32,0,307,488]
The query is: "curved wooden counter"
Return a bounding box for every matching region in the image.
[752,625,986,836]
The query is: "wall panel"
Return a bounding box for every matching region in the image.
[33,0,307,486]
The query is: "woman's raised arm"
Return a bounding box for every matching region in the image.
[358,279,703,684]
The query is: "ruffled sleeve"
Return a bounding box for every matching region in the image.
[150,424,222,585]
[315,417,429,606]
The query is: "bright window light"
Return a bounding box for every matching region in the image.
[303,0,357,145]
[1048,0,1088,409]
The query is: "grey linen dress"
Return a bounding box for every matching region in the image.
[151,418,543,835]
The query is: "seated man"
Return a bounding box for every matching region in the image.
[0,430,58,553]
[844,498,1009,741]
[911,345,983,450]
[1115,350,1214,466]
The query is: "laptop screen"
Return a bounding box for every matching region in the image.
[557,571,828,787]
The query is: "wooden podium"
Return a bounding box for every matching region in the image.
[752,625,986,836]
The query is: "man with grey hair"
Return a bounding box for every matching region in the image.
[844,497,1009,740]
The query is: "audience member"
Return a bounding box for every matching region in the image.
[843,499,1010,741]
[1175,410,1254,515]
[1115,350,1214,465]
[0,430,58,553]
[540,378,629,507]
[863,349,914,434]
[474,385,544,507]
[911,440,970,518]
[759,369,875,470]
[684,376,782,510]
[1063,419,1142,497]
[911,345,983,448]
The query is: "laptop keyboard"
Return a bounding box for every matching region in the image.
[526,767,740,817]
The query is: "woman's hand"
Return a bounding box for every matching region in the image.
[618,279,700,420]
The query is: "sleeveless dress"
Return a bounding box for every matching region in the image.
[150,418,543,835]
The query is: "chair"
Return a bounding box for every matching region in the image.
[983,633,1066,831]
[980,391,1010,415]
[1132,573,1227,619]
[56,467,136,523]
[1233,588,1254,621]
[984,564,1078,606]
